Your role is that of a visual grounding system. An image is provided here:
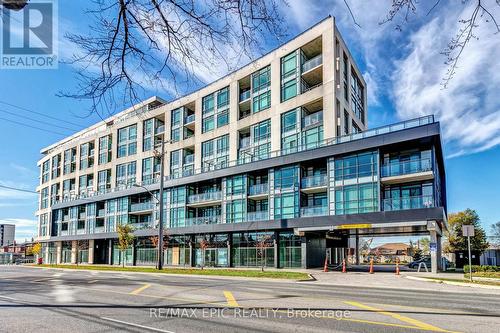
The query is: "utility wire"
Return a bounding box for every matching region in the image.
[0,184,38,194]
[0,116,67,136]
[0,100,83,128]
[0,108,78,132]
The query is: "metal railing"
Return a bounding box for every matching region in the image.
[383,195,434,211]
[185,216,221,225]
[184,114,195,124]
[55,115,435,205]
[130,202,154,212]
[187,191,222,204]
[301,174,327,188]
[239,90,251,102]
[247,211,268,221]
[381,158,432,177]
[155,125,165,135]
[184,154,195,165]
[301,205,328,217]
[303,111,323,128]
[248,183,268,196]
[239,137,251,148]
[302,54,323,72]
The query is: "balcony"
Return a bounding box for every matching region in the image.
[301,174,327,193]
[239,90,251,102]
[97,209,105,217]
[302,54,323,73]
[130,221,153,230]
[248,183,268,198]
[247,211,268,222]
[184,154,195,165]
[239,137,251,149]
[184,114,195,130]
[381,159,433,184]
[78,212,86,219]
[187,191,222,206]
[185,215,221,226]
[303,111,323,128]
[155,125,165,135]
[383,195,434,211]
[129,202,154,213]
[301,205,328,217]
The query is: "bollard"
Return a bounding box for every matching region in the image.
[342,259,346,273]
[395,259,400,276]
[323,257,328,272]
[369,258,374,274]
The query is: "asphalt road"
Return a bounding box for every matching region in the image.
[0,266,499,333]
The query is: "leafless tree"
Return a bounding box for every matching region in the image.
[256,233,274,272]
[60,0,287,117]
[344,0,500,88]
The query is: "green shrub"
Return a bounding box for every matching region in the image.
[463,265,500,273]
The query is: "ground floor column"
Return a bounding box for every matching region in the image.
[107,239,113,265]
[55,241,62,264]
[355,232,360,265]
[428,221,442,274]
[88,239,94,264]
[274,231,279,268]
[71,240,77,264]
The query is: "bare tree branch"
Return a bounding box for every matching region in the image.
[343,0,361,28]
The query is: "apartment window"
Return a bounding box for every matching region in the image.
[51,154,61,179]
[202,134,229,170]
[383,182,434,211]
[217,86,229,108]
[143,118,153,151]
[97,169,111,192]
[302,125,323,150]
[274,192,299,219]
[202,94,214,114]
[62,179,75,198]
[226,175,245,195]
[40,187,49,209]
[253,119,270,142]
[281,52,298,102]
[274,165,298,190]
[334,151,378,181]
[41,160,50,183]
[335,183,378,215]
[351,71,365,124]
[344,110,349,135]
[78,174,94,194]
[217,109,229,128]
[79,141,95,170]
[170,186,186,204]
[226,199,245,223]
[142,157,159,182]
[116,161,136,187]
[252,66,271,92]
[50,183,60,205]
[39,213,48,237]
[252,90,271,113]
[202,115,214,133]
[171,108,182,142]
[352,121,361,133]
[281,109,299,154]
[117,124,137,158]
[98,135,112,164]
[170,150,181,177]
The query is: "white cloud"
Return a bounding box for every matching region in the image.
[0,218,37,242]
[392,3,500,157]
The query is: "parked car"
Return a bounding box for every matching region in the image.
[408,257,431,269]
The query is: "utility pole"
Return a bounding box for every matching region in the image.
[156,138,165,270]
[462,225,474,282]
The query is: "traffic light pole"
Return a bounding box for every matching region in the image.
[157,138,165,270]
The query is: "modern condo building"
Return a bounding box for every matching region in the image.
[36,17,447,272]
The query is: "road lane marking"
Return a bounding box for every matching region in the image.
[0,295,16,301]
[223,291,239,307]
[33,278,53,282]
[130,283,151,295]
[87,280,99,284]
[100,317,175,333]
[344,301,455,333]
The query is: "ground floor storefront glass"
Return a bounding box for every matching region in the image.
[77,240,89,264]
[61,241,72,263]
[164,236,190,266]
[135,237,156,266]
[112,240,133,265]
[194,234,228,267]
[279,232,302,268]
[42,243,57,264]
[232,231,275,268]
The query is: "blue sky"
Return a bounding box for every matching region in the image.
[0,1,499,243]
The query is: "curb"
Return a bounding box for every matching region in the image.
[405,275,500,290]
[296,273,317,282]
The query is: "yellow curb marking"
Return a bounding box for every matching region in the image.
[344,300,456,333]
[223,291,239,307]
[130,283,151,295]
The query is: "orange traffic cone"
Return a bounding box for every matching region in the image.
[323,257,328,272]
[369,258,374,274]
[342,259,346,273]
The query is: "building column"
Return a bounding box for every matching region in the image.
[274,231,279,268]
[189,239,195,267]
[355,232,360,265]
[71,240,77,264]
[88,239,95,264]
[227,236,232,268]
[55,241,62,264]
[43,244,49,264]
[108,239,113,265]
[427,221,442,274]
[300,235,307,269]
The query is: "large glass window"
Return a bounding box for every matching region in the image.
[202,115,214,133]
[40,187,49,209]
[274,165,298,190]
[116,161,136,186]
[334,151,377,181]
[335,183,378,215]
[302,125,323,149]
[63,148,76,174]
[143,118,153,151]
[252,66,271,92]
[41,160,50,183]
[202,94,214,114]
[274,192,299,219]
[202,135,229,170]
[226,175,245,195]
[117,124,137,158]
[252,90,271,113]
[279,231,301,268]
[232,232,275,268]
[226,199,245,223]
[97,169,111,192]
[253,119,270,142]
[79,141,95,170]
[383,182,434,211]
[98,135,112,164]
[351,71,365,124]
[51,154,61,179]
[281,109,297,133]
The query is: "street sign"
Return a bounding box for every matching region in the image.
[462,225,475,237]
[430,242,437,252]
[338,224,371,229]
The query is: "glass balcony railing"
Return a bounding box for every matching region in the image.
[239,137,251,148]
[381,159,432,177]
[186,216,221,226]
[130,202,154,212]
[301,205,328,217]
[383,195,434,211]
[188,191,222,204]
[78,212,86,219]
[130,221,153,230]
[239,90,251,102]
[247,211,269,221]
[97,209,105,217]
[184,114,195,124]
[248,183,268,196]
[184,154,194,165]
[303,111,323,128]
[302,54,322,73]
[155,125,165,135]
[301,174,327,188]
